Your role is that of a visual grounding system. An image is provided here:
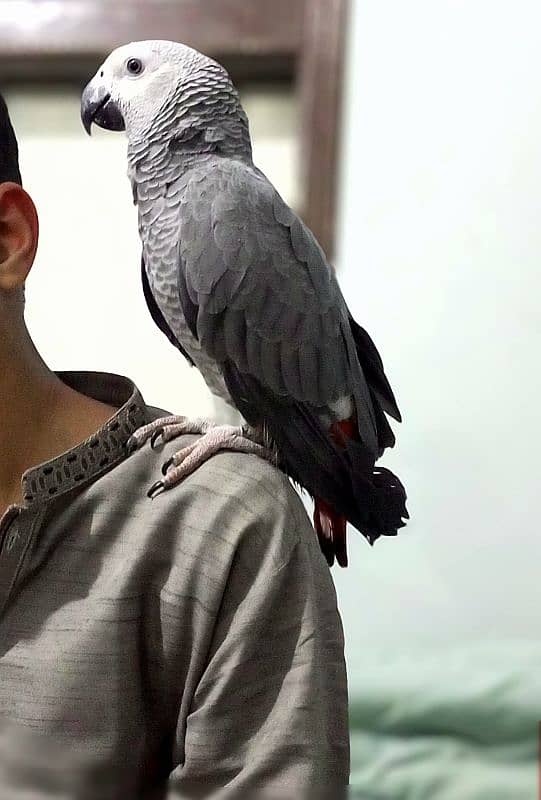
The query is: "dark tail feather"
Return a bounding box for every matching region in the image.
[370,393,397,451]
[349,316,402,422]
[223,363,408,545]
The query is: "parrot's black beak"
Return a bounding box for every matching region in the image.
[81,83,125,135]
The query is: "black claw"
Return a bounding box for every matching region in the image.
[147,480,165,499]
[150,428,165,449]
[161,457,174,476]
[126,435,142,455]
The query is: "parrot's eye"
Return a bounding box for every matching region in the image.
[126,58,144,76]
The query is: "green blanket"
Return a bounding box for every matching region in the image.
[349,641,539,799]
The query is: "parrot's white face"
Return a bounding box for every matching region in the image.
[81,41,198,139]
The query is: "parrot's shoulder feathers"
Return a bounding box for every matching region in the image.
[169,125,227,157]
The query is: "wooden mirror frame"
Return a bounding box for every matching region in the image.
[0,0,348,257]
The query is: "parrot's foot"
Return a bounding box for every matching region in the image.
[149,423,275,498]
[127,415,218,453]
[126,415,275,498]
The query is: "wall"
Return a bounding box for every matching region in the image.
[335,0,541,686]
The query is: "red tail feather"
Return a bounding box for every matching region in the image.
[313,417,357,568]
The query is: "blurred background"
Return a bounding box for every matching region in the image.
[2,1,540,797]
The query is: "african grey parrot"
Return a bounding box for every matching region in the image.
[81,40,408,567]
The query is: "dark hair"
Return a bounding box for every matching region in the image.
[0,93,22,185]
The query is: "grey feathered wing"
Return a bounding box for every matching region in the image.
[176,158,407,542]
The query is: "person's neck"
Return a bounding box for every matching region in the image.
[0,328,117,513]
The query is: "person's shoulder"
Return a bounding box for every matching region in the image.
[169,436,312,570]
[113,427,318,575]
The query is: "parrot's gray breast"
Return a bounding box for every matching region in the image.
[134,152,233,404]
[145,243,231,403]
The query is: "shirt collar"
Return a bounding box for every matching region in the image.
[20,372,148,507]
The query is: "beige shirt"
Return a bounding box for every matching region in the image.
[0,372,349,798]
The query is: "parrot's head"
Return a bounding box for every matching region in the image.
[81,40,250,152]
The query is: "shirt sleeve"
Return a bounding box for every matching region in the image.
[166,470,350,799]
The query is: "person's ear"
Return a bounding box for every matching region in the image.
[0,182,39,292]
